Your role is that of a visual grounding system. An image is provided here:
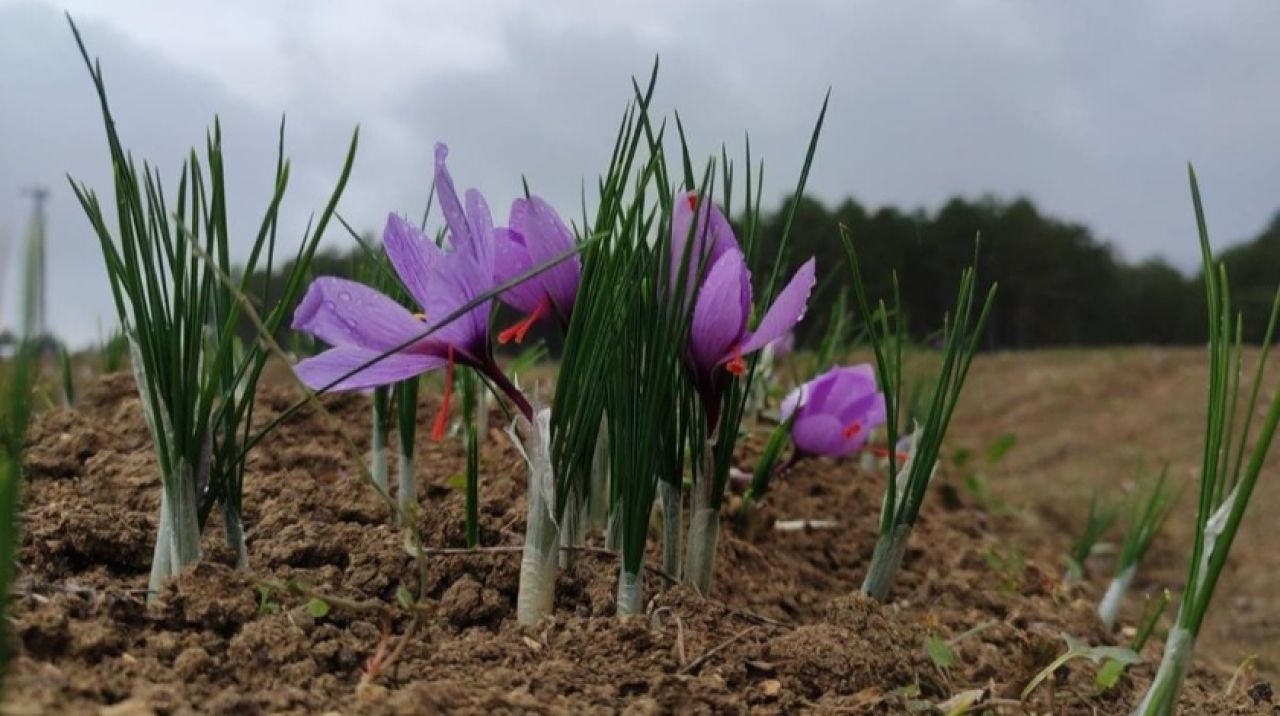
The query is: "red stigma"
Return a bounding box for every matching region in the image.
[866,444,909,462]
[725,346,747,376]
[431,346,455,441]
[842,422,863,440]
[686,192,698,211]
[498,294,550,345]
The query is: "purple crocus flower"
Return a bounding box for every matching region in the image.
[492,196,580,344]
[780,364,887,458]
[291,143,531,439]
[675,192,816,430]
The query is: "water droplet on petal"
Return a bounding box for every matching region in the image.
[339,291,352,301]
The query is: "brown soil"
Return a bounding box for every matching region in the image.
[4,353,1274,714]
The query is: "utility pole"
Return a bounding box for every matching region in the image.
[19,186,49,342]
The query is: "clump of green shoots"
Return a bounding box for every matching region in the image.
[841,231,997,601]
[1098,465,1175,629]
[99,326,128,374]
[679,99,829,597]
[1067,490,1120,583]
[67,18,357,593]
[953,433,1016,512]
[499,78,661,626]
[1132,168,1280,714]
[548,74,674,616]
[0,342,36,687]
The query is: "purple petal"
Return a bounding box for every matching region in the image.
[464,188,495,273]
[670,191,738,298]
[817,364,878,414]
[493,224,542,314]
[421,248,491,358]
[523,196,580,318]
[739,258,817,356]
[383,213,445,312]
[430,143,496,348]
[690,249,750,376]
[791,414,854,457]
[294,346,445,392]
[433,144,494,277]
[837,391,886,428]
[856,392,888,431]
[291,277,424,352]
[433,143,470,255]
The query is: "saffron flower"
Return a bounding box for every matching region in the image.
[292,143,532,438]
[780,364,887,458]
[674,192,816,428]
[493,196,580,344]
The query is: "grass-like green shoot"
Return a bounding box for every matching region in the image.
[67,16,358,591]
[841,232,997,601]
[1098,465,1175,628]
[1134,167,1280,714]
[99,327,128,374]
[1067,490,1119,583]
[0,343,36,691]
[681,92,830,597]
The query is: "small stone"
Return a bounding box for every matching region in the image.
[1248,680,1274,704]
[173,646,213,680]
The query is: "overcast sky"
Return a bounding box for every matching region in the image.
[2,1,1278,346]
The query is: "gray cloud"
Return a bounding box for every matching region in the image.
[3,0,1280,345]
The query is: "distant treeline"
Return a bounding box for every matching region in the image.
[766,195,1280,348]
[245,195,1280,351]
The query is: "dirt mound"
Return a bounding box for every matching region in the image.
[5,365,1269,713]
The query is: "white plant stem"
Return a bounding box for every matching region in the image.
[1131,626,1195,715]
[587,417,610,531]
[861,523,912,601]
[616,568,644,616]
[133,334,202,598]
[604,502,621,552]
[1097,565,1136,630]
[659,479,682,578]
[397,441,415,524]
[511,408,559,627]
[146,487,173,597]
[683,439,719,596]
[148,458,203,598]
[558,487,584,570]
